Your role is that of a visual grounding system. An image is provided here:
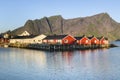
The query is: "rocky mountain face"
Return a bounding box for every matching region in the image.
[10,13,120,41]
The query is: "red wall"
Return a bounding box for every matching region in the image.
[100,38,104,45]
[100,38,108,45]
[77,37,90,45]
[62,35,76,45]
[0,38,9,43]
[90,37,99,45]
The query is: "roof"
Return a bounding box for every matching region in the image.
[88,35,95,39]
[75,36,84,40]
[43,35,67,39]
[18,31,30,36]
[104,37,108,40]
[75,35,87,40]
[97,36,108,40]
[11,35,38,39]
[0,35,3,38]
[88,36,108,40]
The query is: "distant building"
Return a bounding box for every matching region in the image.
[0,35,4,43]
[0,35,9,43]
[3,33,9,38]
[18,31,30,36]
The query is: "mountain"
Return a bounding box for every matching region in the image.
[10,13,120,41]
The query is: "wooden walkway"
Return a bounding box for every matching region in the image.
[9,43,111,51]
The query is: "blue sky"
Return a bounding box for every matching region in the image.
[0,0,120,33]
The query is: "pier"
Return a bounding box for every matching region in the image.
[9,43,112,51]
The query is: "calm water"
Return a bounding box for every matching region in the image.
[0,42,120,80]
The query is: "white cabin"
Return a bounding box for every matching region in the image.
[10,34,46,44]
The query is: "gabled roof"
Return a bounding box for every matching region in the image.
[75,36,84,40]
[43,35,67,39]
[88,35,95,39]
[97,36,108,40]
[97,36,104,40]
[18,31,30,36]
[75,35,86,40]
[33,34,46,39]
[104,37,108,40]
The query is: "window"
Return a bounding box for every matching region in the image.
[64,39,68,43]
[86,40,88,43]
[38,40,41,42]
[94,40,96,43]
[34,40,35,42]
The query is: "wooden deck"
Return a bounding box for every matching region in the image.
[9,43,112,51]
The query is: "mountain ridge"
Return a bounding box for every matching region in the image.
[9,13,120,41]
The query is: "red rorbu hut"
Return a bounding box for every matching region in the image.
[42,35,76,45]
[88,36,99,45]
[0,35,4,43]
[98,36,109,45]
[75,35,91,45]
[0,35,4,47]
[0,35,9,43]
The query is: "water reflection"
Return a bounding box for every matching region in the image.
[0,48,109,70]
[0,48,47,72]
[62,51,73,66]
[0,47,120,80]
[78,49,110,69]
[45,49,110,73]
[77,49,113,79]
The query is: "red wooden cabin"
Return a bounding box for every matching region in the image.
[88,36,99,45]
[0,35,9,43]
[62,35,76,45]
[75,35,91,45]
[98,36,109,45]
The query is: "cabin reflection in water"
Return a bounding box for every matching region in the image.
[5,48,47,69]
[0,47,119,80]
[78,49,110,71]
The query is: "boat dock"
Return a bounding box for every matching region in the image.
[9,43,111,51]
